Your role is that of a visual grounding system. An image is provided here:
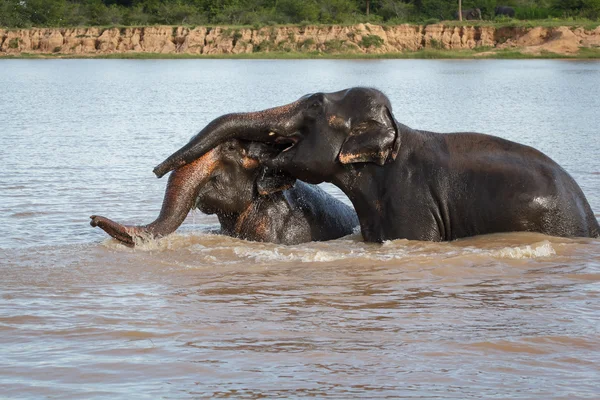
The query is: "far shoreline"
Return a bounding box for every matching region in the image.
[2,22,600,60]
[3,49,600,60]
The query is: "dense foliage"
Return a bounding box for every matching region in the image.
[1,0,599,28]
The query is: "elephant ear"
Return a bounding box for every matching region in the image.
[338,106,400,166]
[256,167,296,196]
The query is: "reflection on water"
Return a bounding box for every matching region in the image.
[0,60,599,398]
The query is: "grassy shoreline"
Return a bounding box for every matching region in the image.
[3,48,600,60]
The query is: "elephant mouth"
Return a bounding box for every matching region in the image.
[272,132,302,154]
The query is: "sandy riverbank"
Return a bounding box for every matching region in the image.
[2,23,600,58]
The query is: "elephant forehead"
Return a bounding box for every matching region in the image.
[327,114,349,129]
[338,87,388,105]
[181,148,220,178]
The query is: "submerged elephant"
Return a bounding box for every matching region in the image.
[495,6,515,17]
[91,139,358,246]
[153,87,600,243]
[454,8,482,20]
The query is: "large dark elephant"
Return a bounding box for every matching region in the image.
[153,87,600,243]
[454,8,482,20]
[91,139,358,246]
[495,6,515,17]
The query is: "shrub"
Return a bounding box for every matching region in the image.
[379,0,414,21]
[429,38,443,49]
[424,18,440,25]
[515,6,557,20]
[360,34,384,48]
[221,28,233,38]
[324,39,346,52]
[300,37,316,48]
[233,30,243,41]
[253,39,274,52]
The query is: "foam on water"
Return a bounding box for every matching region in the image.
[492,241,556,259]
[101,229,559,266]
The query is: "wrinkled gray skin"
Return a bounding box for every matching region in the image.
[495,6,515,17]
[91,139,357,246]
[153,87,600,243]
[454,8,482,20]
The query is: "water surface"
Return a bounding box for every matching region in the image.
[1,59,599,398]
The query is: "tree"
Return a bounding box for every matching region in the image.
[318,0,358,24]
[582,0,600,18]
[379,0,413,21]
[458,0,462,21]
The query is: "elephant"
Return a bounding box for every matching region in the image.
[91,139,358,246]
[495,6,515,18]
[454,8,482,20]
[152,87,600,243]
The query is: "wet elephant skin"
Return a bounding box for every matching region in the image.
[153,87,600,243]
[91,140,357,246]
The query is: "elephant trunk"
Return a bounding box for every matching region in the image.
[153,100,303,178]
[90,150,219,246]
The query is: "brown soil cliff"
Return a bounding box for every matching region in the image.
[1,23,599,56]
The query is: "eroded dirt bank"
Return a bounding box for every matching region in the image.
[1,23,600,57]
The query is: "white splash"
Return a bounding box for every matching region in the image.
[492,241,556,259]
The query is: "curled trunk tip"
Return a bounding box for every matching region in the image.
[90,215,138,247]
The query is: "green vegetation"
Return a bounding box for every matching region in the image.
[8,37,19,48]
[324,39,347,52]
[299,38,316,49]
[1,0,599,29]
[428,38,443,49]
[441,17,600,29]
[6,47,600,59]
[360,34,384,48]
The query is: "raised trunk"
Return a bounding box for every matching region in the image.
[153,100,303,178]
[90,150,218,246]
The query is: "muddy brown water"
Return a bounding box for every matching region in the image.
[1,60,599,398]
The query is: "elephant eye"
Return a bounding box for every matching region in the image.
[209,173,220,183]
[312,96,326,109]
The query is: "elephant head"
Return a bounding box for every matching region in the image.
[193,140,295,215]
[90,139,294,246]
[153,87,401,185]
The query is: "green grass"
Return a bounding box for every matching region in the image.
[4,47,600,60]
[3,18,599,31]
[439,18,600,30]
